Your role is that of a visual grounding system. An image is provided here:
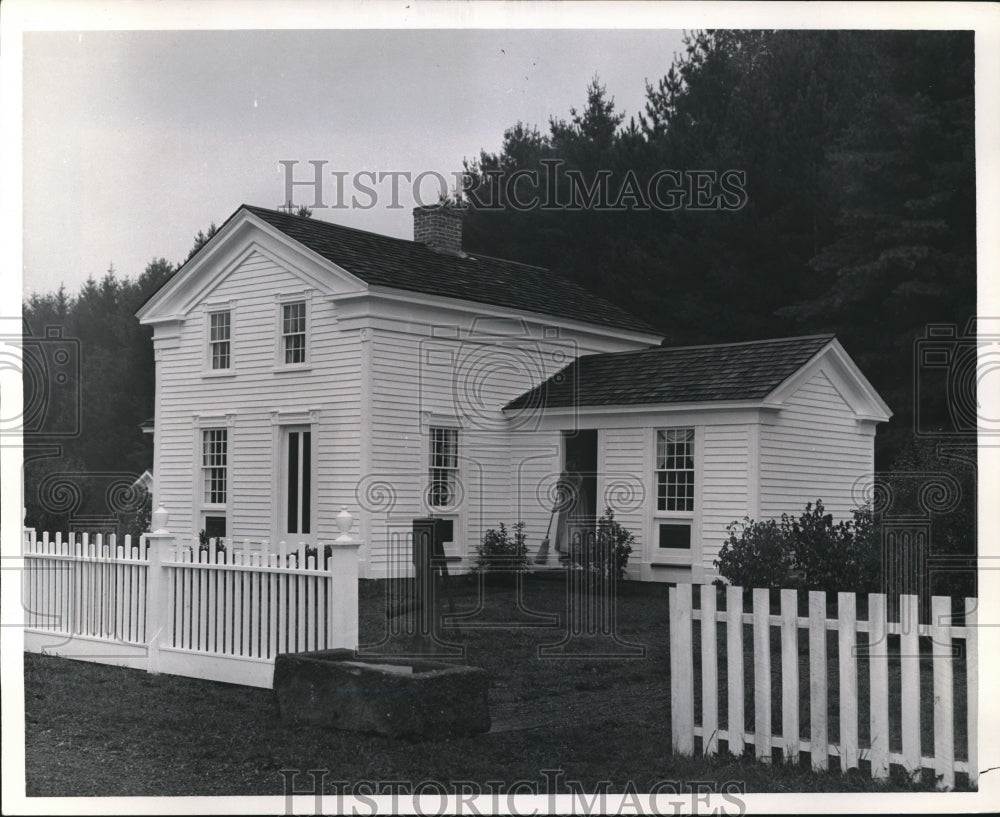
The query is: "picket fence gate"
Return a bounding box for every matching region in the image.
[669,583,977,790]
[22,527,360,688]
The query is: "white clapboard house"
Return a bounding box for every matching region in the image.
[136,204,891,582]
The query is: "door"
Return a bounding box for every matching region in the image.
[562,428,598,523]
[279,425,314,546]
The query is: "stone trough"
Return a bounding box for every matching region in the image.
[273,649,491,740]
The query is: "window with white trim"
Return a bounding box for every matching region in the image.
[428,427,459,508]
[655,428,694,512]
[209,310,231,370]
[202,428,228,505]
[281,301,306,364]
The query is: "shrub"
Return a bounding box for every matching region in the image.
[474,522,528,574]
[574,506,635,580]
[714,500,881,592]
[715,515,797,590]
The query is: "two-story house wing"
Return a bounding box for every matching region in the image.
[136,204,891,582]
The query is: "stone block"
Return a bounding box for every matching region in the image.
[273,649,490,739]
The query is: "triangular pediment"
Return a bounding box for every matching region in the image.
[763,339,892,422]
[137,208,367,323]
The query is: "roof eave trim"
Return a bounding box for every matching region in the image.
[502,398,775,417]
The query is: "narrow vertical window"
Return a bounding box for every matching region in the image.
[282,301,306,364]
[209,311,231,370]
[285,429,311,534]
[202,428,227,504]
[655,428,695,512]
[429,427,459,508]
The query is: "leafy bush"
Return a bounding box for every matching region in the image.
[714,516,797,590]
[474,522,528,574]
[573,506,636,580]
[714,500,881,592]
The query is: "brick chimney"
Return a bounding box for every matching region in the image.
[413,204,464,255]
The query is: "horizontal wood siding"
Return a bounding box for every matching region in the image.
[154,251,361,543]
[509,438,562,562]
[600,428,647,574]
[366,324,576,575]
[701,424,751,573]
[759,370,872,522]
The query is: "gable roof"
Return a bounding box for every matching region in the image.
[141,205,660,336]
[505,334,841,410]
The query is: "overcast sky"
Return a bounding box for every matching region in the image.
[22,28,687,296]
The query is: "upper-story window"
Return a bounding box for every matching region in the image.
[282,301,307,365]
[209,310,231,370]
[655,428,695,513]
[428,427,459,508]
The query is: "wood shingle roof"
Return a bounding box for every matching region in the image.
[242,206,658,335]
[505,334,837,410]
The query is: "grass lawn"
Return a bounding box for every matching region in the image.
[24,576,961,796]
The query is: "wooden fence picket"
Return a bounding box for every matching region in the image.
[809,590,830,770]
[965,597,978,787]
[726,585,745,756]
[669,584,694,755]
[868,593,890,779]
[932,595,955,790]
[838,592,859,771]
[780,589,799,763]
[701,585,719,755]
[24,526,359,690]
[900,593,921,779]
[668,583,975,790]
[752,588,772,762]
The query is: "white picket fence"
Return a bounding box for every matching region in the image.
[22,528,360,688]
[669,584,977,790]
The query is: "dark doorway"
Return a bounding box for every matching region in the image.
[562,429,598,523]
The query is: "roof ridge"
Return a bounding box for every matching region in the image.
[242,203,422,249]
[573,333,836,361]
[467,251,550,273]
[244,204,560,276]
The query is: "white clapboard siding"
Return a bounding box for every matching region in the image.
[154,250,363,541]
[759,371,873,521]
[700,423,752,572]
[599,427,647,566]
[669,584,978,791]
[366,323,582,574]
